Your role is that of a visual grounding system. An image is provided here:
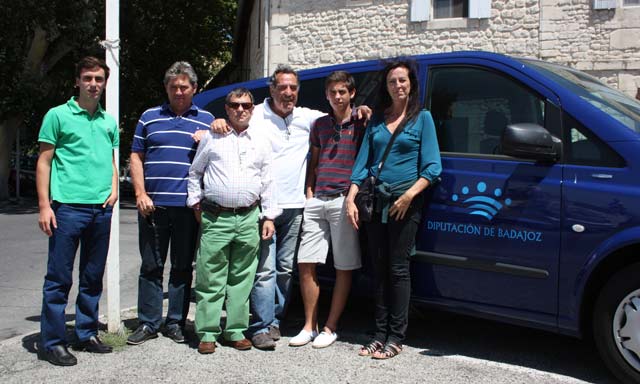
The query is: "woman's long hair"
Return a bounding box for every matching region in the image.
[375,59,421,127]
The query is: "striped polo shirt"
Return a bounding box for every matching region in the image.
[310,111,366,196]
[131,103,214,207]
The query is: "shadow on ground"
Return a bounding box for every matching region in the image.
[282,292,617,383]
[21,321,110,355]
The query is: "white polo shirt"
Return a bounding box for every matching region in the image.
[250,98,325,209]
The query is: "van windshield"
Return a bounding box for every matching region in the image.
[519,59,640,133]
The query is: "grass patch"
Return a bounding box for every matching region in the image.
[99,327,131,351]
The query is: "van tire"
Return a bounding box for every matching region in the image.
[593,263,640,384]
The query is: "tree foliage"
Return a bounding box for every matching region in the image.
[0,0,105,127]
[0,0,105,199]
[119,0,236,160]
[0,0,237,199]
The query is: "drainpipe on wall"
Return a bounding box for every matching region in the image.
[538,0,542,60]
[263,0,270,77]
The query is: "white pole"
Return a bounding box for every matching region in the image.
[105,0,121,334]
[15,127,20,199]
[263,0,270,77]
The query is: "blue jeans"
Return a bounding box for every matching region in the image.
[249,208,302,335]
[40,202,113,351]
[136,207,198,332]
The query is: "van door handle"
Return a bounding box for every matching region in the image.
[591,173,613,179]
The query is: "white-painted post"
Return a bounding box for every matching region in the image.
[15,128,20,199]
[263,0,270,77]
[105,0,121,333]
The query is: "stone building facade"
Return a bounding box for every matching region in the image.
[233,0,640,97]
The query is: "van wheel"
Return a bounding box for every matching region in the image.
[593,263,640,384]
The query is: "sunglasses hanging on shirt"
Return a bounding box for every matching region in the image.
[332,122,353,142]
[283,115,293,140]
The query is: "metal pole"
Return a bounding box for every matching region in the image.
[15,127,20,199]
[105,0,121,333]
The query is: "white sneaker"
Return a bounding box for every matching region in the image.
[312,331,337,349]
[288,329,318,347]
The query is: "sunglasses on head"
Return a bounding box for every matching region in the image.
[226,102,253,110]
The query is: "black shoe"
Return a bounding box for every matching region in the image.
[163,326,185,343]
[268,325,281,341]
[251,332,276,350]
[73,335,113,354]
[127,324,158,345]
[41,345,77,366]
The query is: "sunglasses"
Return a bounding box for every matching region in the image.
[332,123,353,142]
[226,102,253,110]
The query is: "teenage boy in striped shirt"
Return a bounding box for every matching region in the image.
[289,71,365,348]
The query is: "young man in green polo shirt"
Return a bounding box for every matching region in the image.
[36,56,119,366]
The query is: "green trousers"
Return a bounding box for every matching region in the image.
[195,207,260,342]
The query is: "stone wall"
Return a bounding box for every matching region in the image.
[539,0,640,95]
[257,0,640,97]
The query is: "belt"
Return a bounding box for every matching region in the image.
[201,200,259,215]
[315,191,347,200]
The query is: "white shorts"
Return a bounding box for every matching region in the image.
[297,195,361,270]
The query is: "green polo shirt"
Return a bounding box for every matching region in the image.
[38,97,119,204]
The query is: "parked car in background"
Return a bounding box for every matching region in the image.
[194,51,640,383]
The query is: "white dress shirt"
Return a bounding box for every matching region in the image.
[187,126,281,220]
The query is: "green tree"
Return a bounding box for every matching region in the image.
[119,0,236,162]
[0,0,236,200]
[0,0,105,200]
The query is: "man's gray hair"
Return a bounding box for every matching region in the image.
[268,64,298,87]
[164,61,198,86]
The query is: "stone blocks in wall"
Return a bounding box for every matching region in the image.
[610,29,640,50]
[272,13,289,28]
[259,0,639,97]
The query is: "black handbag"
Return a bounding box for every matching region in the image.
[354,122,405,222]
[354,176,376,222]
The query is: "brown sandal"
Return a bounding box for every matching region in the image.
[372,341,402,360]
[358,340,384,356]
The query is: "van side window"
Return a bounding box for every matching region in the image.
[427,66,545,156]
[298,77,329,112]
[564,113,625,168]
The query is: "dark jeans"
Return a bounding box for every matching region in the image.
[365,202,422,345]
[40,202,113,351]
[137,206,198,332]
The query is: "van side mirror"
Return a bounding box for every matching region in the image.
[501,123,561,162]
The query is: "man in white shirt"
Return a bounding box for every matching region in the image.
[247,65,324,349]
[187,88,280,354]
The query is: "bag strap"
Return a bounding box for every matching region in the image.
[374,120,405,178]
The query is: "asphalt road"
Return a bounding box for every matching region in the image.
[0,197,619,383]
[0,197,141,340]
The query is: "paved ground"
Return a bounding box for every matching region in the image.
[0,197,141,341]
[0,300,618,384]
[0,198,619,383]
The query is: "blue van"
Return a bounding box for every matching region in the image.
[194,51,640,383]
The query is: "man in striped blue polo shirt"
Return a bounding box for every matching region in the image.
[127,61,213,345]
